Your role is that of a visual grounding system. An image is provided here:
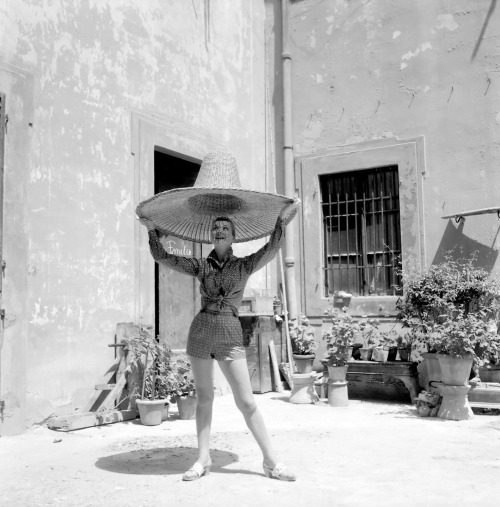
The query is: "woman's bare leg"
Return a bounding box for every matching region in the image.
[189,356,214,466]
[218,358,278,468]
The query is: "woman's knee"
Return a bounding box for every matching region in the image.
[196,388,215,406]
[235,396,257,415]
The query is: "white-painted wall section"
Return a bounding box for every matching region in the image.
[283,0,500,268]
[0,0,267,435]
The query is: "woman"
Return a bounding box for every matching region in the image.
[140,197,299,482]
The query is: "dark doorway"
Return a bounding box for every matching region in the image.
[154,149,202,349]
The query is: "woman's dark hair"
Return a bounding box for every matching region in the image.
[213,217,236,238]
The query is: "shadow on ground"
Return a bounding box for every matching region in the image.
[95,446,259,476]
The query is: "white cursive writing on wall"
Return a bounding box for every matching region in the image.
[165,240,192,256]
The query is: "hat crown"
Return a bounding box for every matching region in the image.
[194,149,241,189]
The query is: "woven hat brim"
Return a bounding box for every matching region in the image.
[136,187,295,244]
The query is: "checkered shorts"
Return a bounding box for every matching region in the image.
[186,310,246,361]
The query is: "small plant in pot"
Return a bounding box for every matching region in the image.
[124,324,172,426]
[396,331,416,362]
[168,355,197,420]
[357,316,380,361]
[322,307,357,381]
[379,329,400,361]
[289,314,317,374]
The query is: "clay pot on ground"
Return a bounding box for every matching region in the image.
[162,403,170,421]
[136,399,168,426]
[359,348,373,361]
[293,354,315,374]
[289,373,318,404]
[327,381,349,407]
[436,354,474,421]
[176,395,197,420]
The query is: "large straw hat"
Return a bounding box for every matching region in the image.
[136,149,295,244]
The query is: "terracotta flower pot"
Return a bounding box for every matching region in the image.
[293,354,315,374]
[289,373,317,404]
[387,346,398,361]
[359,348,373,361]
[177,394,197,420]
[327,365,348,382]
[398,349,410,362]
[136,399,168,426]
[478,365,500,383]
[372,347,388,362]
[437,354,473,386]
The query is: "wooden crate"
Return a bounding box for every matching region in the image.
[241,315,283,393]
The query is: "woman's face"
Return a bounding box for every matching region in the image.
[211,219,234,248]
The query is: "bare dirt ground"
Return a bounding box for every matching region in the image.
[1,392,500,507]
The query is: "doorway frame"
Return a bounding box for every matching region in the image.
[131,111,225,327]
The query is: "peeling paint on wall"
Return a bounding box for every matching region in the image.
[434,14,460,32]
[1,0,267,433]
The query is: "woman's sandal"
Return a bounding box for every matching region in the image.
[182,462,212,481]
[263,462,296,482]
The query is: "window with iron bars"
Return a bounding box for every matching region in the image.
[320,165,402,297]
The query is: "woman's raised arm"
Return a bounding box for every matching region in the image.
[139,217,201,277]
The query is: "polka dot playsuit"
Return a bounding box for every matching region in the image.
[148,217,285,360]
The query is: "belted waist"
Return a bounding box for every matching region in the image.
[201,294,239,317]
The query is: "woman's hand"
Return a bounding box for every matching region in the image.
[279,194,301,221]
[138,216,156,231]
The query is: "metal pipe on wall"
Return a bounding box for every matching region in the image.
[281,0,298,319]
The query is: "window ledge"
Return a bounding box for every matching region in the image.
[332,295,399,317]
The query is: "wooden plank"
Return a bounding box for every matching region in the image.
[48,409,137,432]
[347,361,418,376]
[268,340,283,393]
[279,363,293,390]
[98,366,130,411]
[80,356,121,412]
[94,384,116,391]
[469,401,500,409]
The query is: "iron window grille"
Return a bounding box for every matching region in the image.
[320,165,402,297]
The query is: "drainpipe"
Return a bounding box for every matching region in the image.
[281,0,298,319]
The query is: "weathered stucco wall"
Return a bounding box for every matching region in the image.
[281,0,500,271]
[0,0,267,434]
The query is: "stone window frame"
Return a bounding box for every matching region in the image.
[295,137,426,318]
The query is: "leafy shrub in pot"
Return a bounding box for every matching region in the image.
[322,307,357,366]
[397,257,500,375]
[288,314,317,356]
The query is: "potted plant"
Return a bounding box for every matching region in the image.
[396,331,416,362]
[273,295,283,316]
[397,258,500,380]
[168,355,197,420]
[357,316,380,361]
[428,310,500,386]
[379,329,400,361]
[288,314,317,374]
[321,307,358,381]
[396,258,500,419]
[124,324,172,426]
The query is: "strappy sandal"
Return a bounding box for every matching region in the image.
[263,462,296,482]
[182,462,212,481]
